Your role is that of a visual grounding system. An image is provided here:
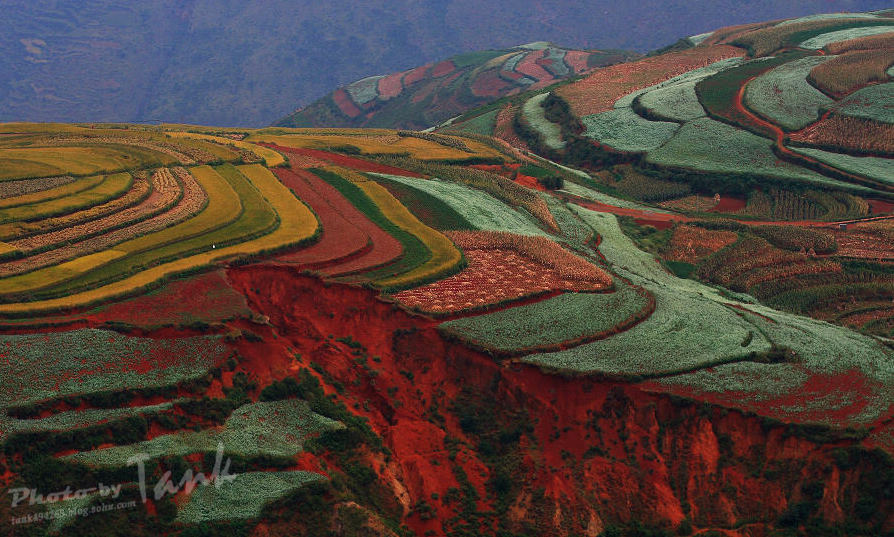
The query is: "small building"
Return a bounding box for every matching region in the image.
[838,223,847,231]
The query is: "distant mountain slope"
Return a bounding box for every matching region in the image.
[1,1,890,126]
[274,44,637,130]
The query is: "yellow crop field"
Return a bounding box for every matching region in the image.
[0,167,236,296]
[0,146,173,180]
[0,242,17,256]
[0,250,125,295]
[167,132,286,167]
[114,165,242,256]
[335,167,463,290]
[244,132,503,161]
[0,173,132,224]
[0,165,318,314]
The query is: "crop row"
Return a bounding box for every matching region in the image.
[371,173,551,236]
[0,164,317,314]
[0,169,185,275]
[790,114,894,156]
[808,48,894,96]
[338,168,464,291]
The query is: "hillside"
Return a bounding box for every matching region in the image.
[0,9,892,537]
[1,1,891,126]
[274,45,638,130]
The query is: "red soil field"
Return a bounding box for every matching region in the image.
[711,195,747,213]
[471,70,513,97]
[402,64,430,86]
[332,88,362,118]
[272,166,373,268]
[868,199,894,214]
[493,103,531,151]
[77,270,251,326]
[411,80,439,104]
[377,71,405,99]
[558,45,744,116]
[429,60,455,78]
[392,248,605,314]
[563,50,591,74]
[516,49,553,81]
[664,225,739,264]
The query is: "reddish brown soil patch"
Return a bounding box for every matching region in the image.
[392,248,605,314]
[332,88,362,118]
[378,71,405,99]
[269,161,403,275]
[273,166,373,268]
[711,195,747,213]
[664,225,738,264]
[429,60,455,78]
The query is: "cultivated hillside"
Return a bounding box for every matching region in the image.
[1,0,890,126]
[274,44,638,130]
[0,10,891,537]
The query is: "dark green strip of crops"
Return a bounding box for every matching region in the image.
[695,51,810,139]
[372,175,474,231]
[24,164,278,301]
[309,168,432,282]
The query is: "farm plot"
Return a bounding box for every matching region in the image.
[636,80,707,122]
[556,45,744,116]
[0,172,132,225]
[581,107,679,152]
[792,148,894,185]
[521,288,770,375]
[245,132,502,162]
[0,164,317,314]
[644,118,867,191]
[175,471,327,523]
[615,57,744,109]
[0,168,201,279]
[532,206,893,384]
[275,167,401,274]
[374,174,474,231]
[695,54,806,138]
[0,172,154,242]
[808,49,894,96]
[832,83,894,123]
[0,175,77,200]
[395,230,610,314]
[522,93,565,149]
[0,328,225,409]
[791,114,894,155]
[799,25,894,49]
[744,56,835,131]
[0,145,175,181]
[64,399,342,467]
[663,224,739,264]
[0,166,242,298]
[728,18,894,56]
[0,175,94,209]
[371,173,551,236]
[167,132,285,167]
[440,282,650,354]
[342,170,463,291]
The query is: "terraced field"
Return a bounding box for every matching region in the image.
[0,128,319,314]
